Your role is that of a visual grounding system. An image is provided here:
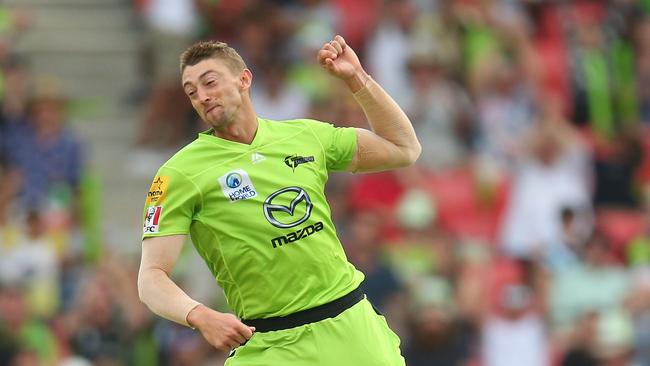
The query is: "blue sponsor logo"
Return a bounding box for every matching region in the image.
[226,173,242,188]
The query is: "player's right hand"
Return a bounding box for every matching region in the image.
[187,304,256,350]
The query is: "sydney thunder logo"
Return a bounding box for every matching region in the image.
[284,155,315,171]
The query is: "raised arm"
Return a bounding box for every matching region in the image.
[317,35,421,173]
[138,235,254,350]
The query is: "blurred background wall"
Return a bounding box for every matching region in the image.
[1,0,650,365]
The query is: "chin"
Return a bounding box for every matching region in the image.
[207,119,227,131]
[203,114,220,126]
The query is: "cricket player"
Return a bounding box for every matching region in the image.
[137,35,421,365]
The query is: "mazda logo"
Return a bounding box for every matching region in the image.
[263,187,312,228]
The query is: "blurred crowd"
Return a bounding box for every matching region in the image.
[2,0,650,365]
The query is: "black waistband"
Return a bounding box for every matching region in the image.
[242,287,364,332]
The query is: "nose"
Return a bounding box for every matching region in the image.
[197,88,211,104]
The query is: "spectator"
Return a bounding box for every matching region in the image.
[567,1,639,137]
[561,311,600,366]
[481,284,549,366]
[593,129,643,208]
[288,7,339,105]
[6,77,85,232]
[332,0,381,53]
[251,58,309,120]
[460,0,540,173]
[343,210,407,336]
[551,233,631,330]
[135,0,198,148]
[403,277,474,366]
[500,102,592,263]
[1,55,29,123]
[344,211,403,309]
[63,258,148,365]
[0,212,59,318]
[403,43,474,171]
[0,56,29,225]
[366,0,419,106]
[154,318,222,366]
[0,285,58,365]
[229,5,277,75]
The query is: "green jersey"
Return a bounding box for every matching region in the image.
[142,118,364,319]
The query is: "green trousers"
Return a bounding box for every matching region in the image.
[225,298,405,365]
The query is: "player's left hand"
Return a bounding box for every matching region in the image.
[317,35,364,82]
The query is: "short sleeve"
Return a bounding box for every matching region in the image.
[307,120,357,172]
[142,166,200,240]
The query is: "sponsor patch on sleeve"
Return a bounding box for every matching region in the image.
[143,206,163,233]
[146,176,169,205]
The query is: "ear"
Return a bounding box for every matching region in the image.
[240,69,252,92]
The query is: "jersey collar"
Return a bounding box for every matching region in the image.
[198,117,266,150]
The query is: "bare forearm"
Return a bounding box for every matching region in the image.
[137,237,254,350]
[137,267,200,327]
[352,78,421,165]
[316,35,420,170]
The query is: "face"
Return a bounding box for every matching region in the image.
[182,58,251,130]
[32,99,65,135]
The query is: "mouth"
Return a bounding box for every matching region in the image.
[205,105,220,114]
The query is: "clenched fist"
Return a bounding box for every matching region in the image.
[187,304,256,350]
[317,35,370,92]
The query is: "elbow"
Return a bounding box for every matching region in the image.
[399,142,422,168]
[137,276,147,305]
[137,270,152,307]
[137,279,158,316]
[409,142,422,165]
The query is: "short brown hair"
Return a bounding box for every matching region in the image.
[180,40,247,74]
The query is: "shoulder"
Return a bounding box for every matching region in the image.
[160,139,205,174]
[262,118,337,140]
[263,118,330,129]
